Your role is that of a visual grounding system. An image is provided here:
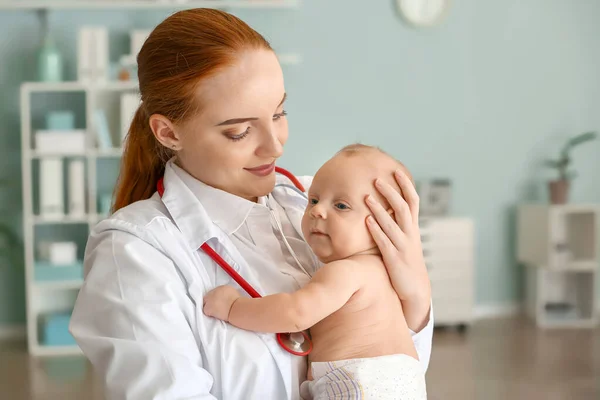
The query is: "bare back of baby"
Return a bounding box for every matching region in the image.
[308,254,418,374]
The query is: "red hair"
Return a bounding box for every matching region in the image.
[112,9,272,212]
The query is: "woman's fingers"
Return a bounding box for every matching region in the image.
[366,194,405,249]
[395,169,420,225]
[366,215,402,257]
[374,178,412,234]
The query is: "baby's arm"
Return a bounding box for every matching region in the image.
[203,260,363,333]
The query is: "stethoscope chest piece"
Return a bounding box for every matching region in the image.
[276,331,313,356]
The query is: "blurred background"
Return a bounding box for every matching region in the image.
[0,0,599,399]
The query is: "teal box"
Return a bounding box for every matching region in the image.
[98,194,112,215]
[41,312,76,346]
[46,111,75,130]
[34,261,83,281]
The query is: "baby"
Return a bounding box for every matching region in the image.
[203,144,427,400]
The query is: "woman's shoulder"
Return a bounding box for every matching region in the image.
[92,194,174,241]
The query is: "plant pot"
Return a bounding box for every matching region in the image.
[548,179,570,204]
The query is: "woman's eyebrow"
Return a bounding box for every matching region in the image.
[278,92,287,107]
[215,117,258,126]
[214,93,287,126]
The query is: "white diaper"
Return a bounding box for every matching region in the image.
[300,354,426,400]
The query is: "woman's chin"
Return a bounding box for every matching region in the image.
[240,174,276,199]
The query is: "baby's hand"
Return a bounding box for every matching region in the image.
[203,285,242,322]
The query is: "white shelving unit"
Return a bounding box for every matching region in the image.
[0,0,300,11]
[517,204,599,328]
[20,81,132,356]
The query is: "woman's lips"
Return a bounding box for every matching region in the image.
[244,162,275,177]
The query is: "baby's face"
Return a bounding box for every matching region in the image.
[301,150,403,264]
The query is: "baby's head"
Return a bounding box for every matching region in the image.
[301,144,413,264]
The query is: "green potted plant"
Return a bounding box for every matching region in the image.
[545,131,597,204]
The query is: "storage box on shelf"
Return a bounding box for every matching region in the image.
[420,217,475,330]
[517,204,599,328]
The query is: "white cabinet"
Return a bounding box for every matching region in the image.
[517,204,599,328]
[420,217,475,328]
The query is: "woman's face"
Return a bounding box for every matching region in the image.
[176,49,288,201]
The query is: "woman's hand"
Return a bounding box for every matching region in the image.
[203,285,241,322]
[365,169,431,333]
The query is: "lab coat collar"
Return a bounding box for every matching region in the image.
[169,161,261,236]
[160,160,225,251]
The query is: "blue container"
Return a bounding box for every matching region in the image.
[46,111,75,130]
[37,36,63,82]
[41,311,76,346]
[34,261,83,282]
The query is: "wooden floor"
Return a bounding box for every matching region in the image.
[0,316,598,399]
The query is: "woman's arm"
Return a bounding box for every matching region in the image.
[203,260,362,333]
[70,228,217,400]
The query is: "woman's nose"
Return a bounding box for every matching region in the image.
[257,128,284,159]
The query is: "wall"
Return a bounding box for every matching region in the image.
[1,0,600,326]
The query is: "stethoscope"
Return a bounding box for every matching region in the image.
[157,166,313,357]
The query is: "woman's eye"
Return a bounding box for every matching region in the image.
[228,127,250,141]
[273,110,288,121]
[335,203,349,210]
[310,198,318,205]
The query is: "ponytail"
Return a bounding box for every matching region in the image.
[112,106,172,213]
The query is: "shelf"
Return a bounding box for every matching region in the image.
[35,280,83,290]
[27,149,125,158]
[22,81,139,94]
[90,148,123,158]
[32,345,82,357]
[28,151,87,159]
[32,215,90,225]
[0,0,300,10]
[552,260,597,272]
[527,261,598,272]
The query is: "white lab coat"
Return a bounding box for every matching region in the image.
[69,160,434,400]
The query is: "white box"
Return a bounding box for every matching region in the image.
[77,28,93,82]
[120,93,141,144]
[50,242,77,266]
[77,26,109,83]
[94,27,109,83]
[35,130,86,154]
[131,30,151,56]
[39,158,64,219]
[68,159,86,217]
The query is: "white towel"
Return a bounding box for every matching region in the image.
[300,354,426,400]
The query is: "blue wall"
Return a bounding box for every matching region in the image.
[1,0,600,325]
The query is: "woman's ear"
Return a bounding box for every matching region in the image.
[149,114,183,150]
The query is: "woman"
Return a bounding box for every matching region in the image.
[70,8,433,400]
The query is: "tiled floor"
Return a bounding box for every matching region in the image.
[0,316,598,399]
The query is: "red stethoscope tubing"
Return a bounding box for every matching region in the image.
[157,166,312,356]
